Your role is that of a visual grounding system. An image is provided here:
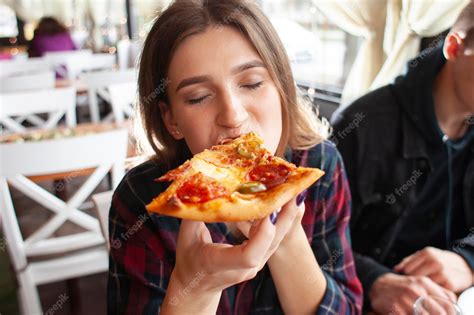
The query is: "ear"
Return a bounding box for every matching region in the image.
[443,32,464,60]
[159,101,184,140]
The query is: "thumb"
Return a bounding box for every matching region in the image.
[178,220,212,247]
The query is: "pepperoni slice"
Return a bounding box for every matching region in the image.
[176,172,228,204]
[248,164,290,188]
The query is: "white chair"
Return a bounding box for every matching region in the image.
[91,190,114,250]
[0,71,56,93]
[0,128,128,315]
[108,81,137,122]
[44,49,92,78]
[65,53,116,80]
[0,87,76,134]
[83,69,136,122]
[0,58,51,78]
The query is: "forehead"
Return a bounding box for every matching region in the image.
[167,26,262,81]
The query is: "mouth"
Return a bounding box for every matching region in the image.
[216,129,255,146]
[217,136,240,145]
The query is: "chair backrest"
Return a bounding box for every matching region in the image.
[83,69,137,122]
[92,190,114,250]
[0,70,56,93]
[44,49,92,77]
[108,82,137,122]
[0,87,76,133]
[0,128,128,271]
[66,53,116,80]
[0,58,52,78]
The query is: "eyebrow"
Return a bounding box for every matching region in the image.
[175,60,266,92]
[231,60,266,75]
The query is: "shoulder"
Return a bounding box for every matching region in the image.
[113,159,169,210]
[331,85,400,128]
[293,140,345,186]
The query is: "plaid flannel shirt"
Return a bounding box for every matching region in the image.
[107,140,363,314]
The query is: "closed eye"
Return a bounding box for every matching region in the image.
[186,94,210,105]
[242,81,263,90]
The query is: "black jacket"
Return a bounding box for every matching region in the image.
[331,47,474,303]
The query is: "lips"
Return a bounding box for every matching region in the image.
[216,130,254,146]
[217,137,238,145]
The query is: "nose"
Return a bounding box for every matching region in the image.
[216,90,249,128]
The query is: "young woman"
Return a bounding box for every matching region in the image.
[108,1,362,314]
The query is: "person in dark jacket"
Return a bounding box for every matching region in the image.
[331,2,474,314]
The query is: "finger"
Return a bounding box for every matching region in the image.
[421,296,448,315]
[178,219,212,247]
[429,272,455,293]
[207,217,275,269]
[274,197,301,237]
[235,221,252,238]
[422,278,455,302]
[398,254,428,275]
[406,296,426,314]
[439,286,457,303]
[409,259,441,277]
[395,251,421,272]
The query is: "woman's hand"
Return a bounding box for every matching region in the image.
[162,194,307,314]
[238,195,327,314]
[235,194,306,258]
[162,214,277,314]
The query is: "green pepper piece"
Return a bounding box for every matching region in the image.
[237,181,267,194]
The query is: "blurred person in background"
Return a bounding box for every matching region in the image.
[29,16,76,57]
[332,2,474,313]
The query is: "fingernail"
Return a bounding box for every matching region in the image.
[296,189,308,206]
[270,212,277,225]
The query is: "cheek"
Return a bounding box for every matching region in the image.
[173,107,214,154]
[254,86,283,152]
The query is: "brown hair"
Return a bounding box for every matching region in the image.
[34,17,68,36]
[137,0,328,169]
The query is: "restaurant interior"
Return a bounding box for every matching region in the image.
[0,0,473,314]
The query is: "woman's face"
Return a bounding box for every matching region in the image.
[161,26,283,155]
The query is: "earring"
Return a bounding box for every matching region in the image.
[172,129,182,137]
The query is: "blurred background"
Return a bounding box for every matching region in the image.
[0,0,469,314]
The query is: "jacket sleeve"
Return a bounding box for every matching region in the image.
[450,228,474,271]
[331,111,393,298]
[107,176,176,315]
[450,161,474,271]
[305,143,363,314]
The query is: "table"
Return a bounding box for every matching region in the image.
[55,78,88,93]
[0,121,144,182]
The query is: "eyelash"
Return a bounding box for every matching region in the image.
[187,95,210,105]
[242,81,264,90]
[186,82,264,104]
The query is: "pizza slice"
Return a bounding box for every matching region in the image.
[146,132,325,222]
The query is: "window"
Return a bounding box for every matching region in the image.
[259,0,359,115]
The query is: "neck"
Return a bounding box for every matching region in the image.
[433,63,470,140]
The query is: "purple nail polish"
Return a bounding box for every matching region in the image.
[270,212,278,224]
[296,189,308,206]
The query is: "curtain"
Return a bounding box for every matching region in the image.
[6,0,73,24]
[313,0,387,106]
[370,0,469,90]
